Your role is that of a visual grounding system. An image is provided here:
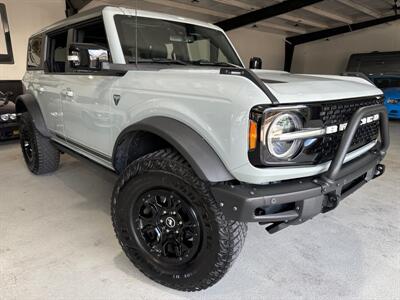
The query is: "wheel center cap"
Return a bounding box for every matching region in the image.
[165,217,176,228]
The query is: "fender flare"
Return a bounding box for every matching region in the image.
[112,117,234,183]
[15,93,50,137]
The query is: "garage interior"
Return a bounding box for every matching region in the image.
[1,0,399,299]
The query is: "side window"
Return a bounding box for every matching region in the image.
[27,35,42,69]
[69,19,110,72]
[74,19,108,47]
[47,31,68,73]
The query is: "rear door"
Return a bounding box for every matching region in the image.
[25,31,69,137]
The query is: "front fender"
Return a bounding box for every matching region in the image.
[113,117,234,183]
[15,93,50,137]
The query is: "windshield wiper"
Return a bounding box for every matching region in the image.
[191,60,242,68]
[128,58,187,65]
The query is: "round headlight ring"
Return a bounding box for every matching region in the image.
[267,112,303,159]
[1,114,9,122]
[9,113,17,120]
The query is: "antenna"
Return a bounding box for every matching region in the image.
[135,0,138,68]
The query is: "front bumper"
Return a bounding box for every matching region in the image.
[212,104,390,233]
[0,122,19,140]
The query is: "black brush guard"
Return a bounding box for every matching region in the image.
[211,104,390,233]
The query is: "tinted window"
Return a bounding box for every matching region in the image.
[373,77,400,89]
[47,31,68,73]
[74,19,109,47]
[27,36,42,69]
[114,15,242,67]
[69,19,110,71]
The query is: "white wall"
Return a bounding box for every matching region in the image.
[0,0,65,80]
[292,22,400,75]
[227,28,285,70]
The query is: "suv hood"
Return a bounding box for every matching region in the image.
[253,70,382,103]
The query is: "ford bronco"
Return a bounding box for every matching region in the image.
[17,6,389,291]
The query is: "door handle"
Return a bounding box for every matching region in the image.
[62,89,74,98]
[66,90,74,97]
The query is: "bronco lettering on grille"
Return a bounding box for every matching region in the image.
[325,114,379,135]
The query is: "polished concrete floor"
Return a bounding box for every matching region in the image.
[1,121,399,300]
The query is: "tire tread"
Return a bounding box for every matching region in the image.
[20,112,60,174]
[111,149,247,291]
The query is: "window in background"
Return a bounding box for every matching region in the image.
[0,3,13,64]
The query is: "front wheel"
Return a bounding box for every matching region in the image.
[111,149,247,291]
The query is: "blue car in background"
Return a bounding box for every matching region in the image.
[371,75,400,120]
[346,51,400,120]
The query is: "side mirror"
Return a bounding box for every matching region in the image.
[249,57,262,69]
[68,43,110,71]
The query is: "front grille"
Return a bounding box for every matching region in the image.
[312,96,383,163]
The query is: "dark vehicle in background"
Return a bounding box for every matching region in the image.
[0,81,23,140]
[346,51,400,119]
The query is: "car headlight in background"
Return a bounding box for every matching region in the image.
[1,113,17,122]
[387,99,399,105]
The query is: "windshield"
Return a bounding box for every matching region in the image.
[114,15,243,67]
[373,77,400,89]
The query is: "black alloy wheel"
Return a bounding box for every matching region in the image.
[21,128,34,163]
[133,189,202,265]
[112,149,247,291]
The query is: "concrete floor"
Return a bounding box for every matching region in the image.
[1,122,399,300]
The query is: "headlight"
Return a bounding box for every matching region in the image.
[9,114,17,120]
[266,113,303,159]
[387,99,398,104]
[1,114,9,122]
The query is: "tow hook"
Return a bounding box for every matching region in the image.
[322,193,340,213]
[374,164,385,179]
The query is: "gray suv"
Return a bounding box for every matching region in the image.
[16,6,389,291]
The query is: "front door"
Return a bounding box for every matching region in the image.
[60,18,115,159]
[60,74,114,157]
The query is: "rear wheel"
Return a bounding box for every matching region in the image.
[111,149,247,291]
[19,112,60,175]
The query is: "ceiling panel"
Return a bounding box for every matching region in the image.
[86,0,400,36]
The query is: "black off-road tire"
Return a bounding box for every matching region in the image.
[19,112,60,175]
[111,149,247,291]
